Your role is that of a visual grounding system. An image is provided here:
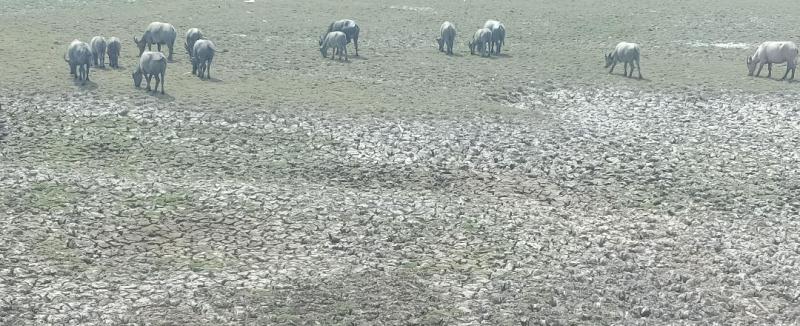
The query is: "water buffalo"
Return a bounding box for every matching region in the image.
[469,28,492,57]
[133,51,167,94]
[107,37,121,68]
[89,36,107,67]
[436,21,456,55]
[184,28,204,59]
[605,42,642,79]
[483,20,505,54]
[326,19,359,56]
[64,40,92,84]
[747,41,798,80]
[320,31,348,61]
[192,39,216,79]
[134,22,177,61]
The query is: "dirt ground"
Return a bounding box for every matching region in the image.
[1,0,800,325]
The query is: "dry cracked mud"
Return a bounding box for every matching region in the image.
[1,0,800,325]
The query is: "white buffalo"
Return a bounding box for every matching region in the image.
[192,39,216,80]
[469,28,492,57]
[106,37,121,68]
[604,42,642,79]
[64,40,92,84]
[89,36,107,67]
[483,20,505,54]
[320,31,348,61]
[436,21,456,55]
[134,22,177,61]
[326,19,360,56]
[184,28,204,59]
[133,51,168,94]
[747,41,798,80]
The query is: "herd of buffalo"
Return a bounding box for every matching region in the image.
[63,21,216,94]
[63,18,800,94]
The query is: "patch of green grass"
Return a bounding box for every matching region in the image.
[462,218,478,232]
[400,260,419,269]
[419,308,462,325]
[151,191,191,208]
[27,181,77,210]
[188,257,225,272]
[31,236,88,272]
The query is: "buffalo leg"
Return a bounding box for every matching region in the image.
[146,74,152,91]
[782,66,795,80]
[207,60,212,79]
[636,59,642,79]
[623,62,629,77]
[353,37,358,56]
[160,72,165,94]
[756,63,764,77]
[768,63,773,78]
[609,62,617,74]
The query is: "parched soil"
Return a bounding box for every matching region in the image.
[1,0,800,325]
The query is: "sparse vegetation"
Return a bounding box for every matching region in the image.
[2,0,800,325]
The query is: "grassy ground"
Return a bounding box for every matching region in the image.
[2,0,800,325]
[3,0,800,114]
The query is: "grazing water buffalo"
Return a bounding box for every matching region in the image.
[469,28,492,57]
[191,39,215,79]
[106,37,121,68]
[747,41,798,80]
[483,20,505,54]
[436,21,456,55]
[184,28,204,59]
[326,19,359,56]
[89,36,107,67]
[134,22,177,61]
[605,42,642,79]
[64,40,92,84]
[320,31,348,61]
[133,51,167,94]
